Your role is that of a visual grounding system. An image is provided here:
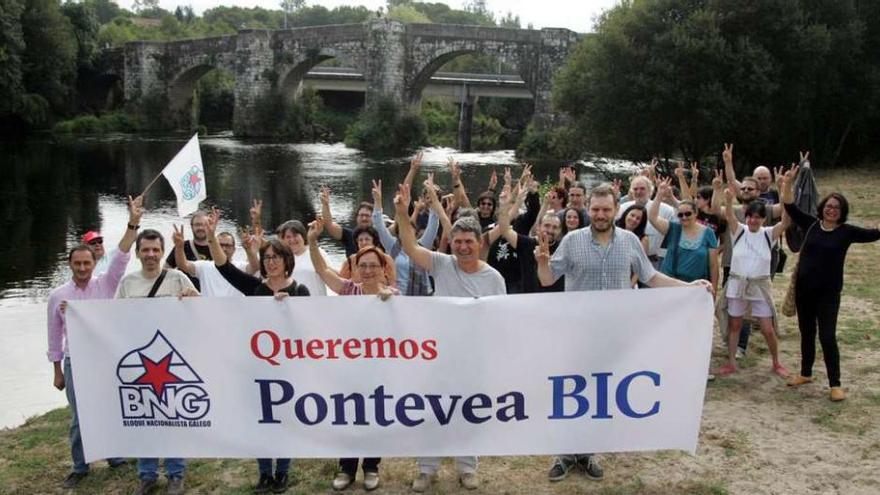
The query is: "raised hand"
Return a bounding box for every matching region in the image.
[690,161,699,180]
[410,151,423,172]
[172,224,185,249]
[534,232,551,264]
[371,179,383,206]
[723,187,734,205]
[519,163,533,186]
[319,185,331,206]
[249,199,262,222]
[446,157,461,182]
[656,176,673,199]
[773,165,785,189]
[394,183,411,216]
[489,169,498,191]
[128,195,145,225]
[722,143,734,166]
[782,164,799,186]
[207,206,220,237]
[307,218,324,242]
[674,162,686,179]
[712,169,723,189]
[799,150,810,163]
[503,166,513,186]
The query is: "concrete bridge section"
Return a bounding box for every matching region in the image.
[110,20,579,137]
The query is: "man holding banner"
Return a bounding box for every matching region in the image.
[394,183,506,491]
[536,183,712,482]
[46,195,143,489]
[115,229,199,495]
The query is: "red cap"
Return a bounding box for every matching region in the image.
[81,231,103,244]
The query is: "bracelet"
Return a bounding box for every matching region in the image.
[127,223,140,230]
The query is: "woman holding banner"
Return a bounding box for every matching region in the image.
[308,217,396,491]
[203,213,308,494]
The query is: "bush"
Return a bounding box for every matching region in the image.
[52,111,139,134]
[516,123,582,161]
[345,97,427,157]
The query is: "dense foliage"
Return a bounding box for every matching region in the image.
[345,97,427,157]
[546,0,880,168]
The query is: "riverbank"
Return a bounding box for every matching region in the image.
[1,167,878,494]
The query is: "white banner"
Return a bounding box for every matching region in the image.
[160,133,206,217]
[66,289,713,462]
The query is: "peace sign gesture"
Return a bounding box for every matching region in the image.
[371,179,383,206]
[128,194,145,225]
[172,224,185,249]
[712,169,723,189]
[394,183,411,216]
[722,143,734,166]
[534,232,551,264]
[799,150,810,164]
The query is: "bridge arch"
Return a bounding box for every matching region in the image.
[277,47,363,103]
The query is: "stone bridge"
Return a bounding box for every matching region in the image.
[110,20,579,137]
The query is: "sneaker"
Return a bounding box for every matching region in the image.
[581,455,604,481]
[715,364,737,376]
[459,472,479,490]
[271,472,289,494]
[62,471,88,489]
[254,473,273,494]
[787,375,814,387]
[134,478,159,495]
[735,347,745,359]
[772,363,790,378]
[548,458,574,482]
[166,477,185,495]
[707,373,716,382]
[411,473,434,492]
[363,472,380,491]
[830,387,845,402]
[332,473,353,491]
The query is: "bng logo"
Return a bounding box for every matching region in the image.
[117,331,211,423]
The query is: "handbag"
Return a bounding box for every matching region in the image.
[781,222,816,317]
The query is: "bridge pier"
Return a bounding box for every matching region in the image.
[233,30,277,137]
[457,86,475,152]
[364,19,408,107]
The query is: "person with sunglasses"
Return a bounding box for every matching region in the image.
[206,210,309,494]
[781,166,880,401]
[648,178,719,294]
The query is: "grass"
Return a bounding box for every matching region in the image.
[1,166,878,494]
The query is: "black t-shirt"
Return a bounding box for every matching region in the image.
[515,234,564,293]
[166,241,212,291]
[487,236,522,294]
[340,227,358,258]
[786,203,880,293]
[697,211,727,240]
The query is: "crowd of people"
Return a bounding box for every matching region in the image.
[46,146,880,494]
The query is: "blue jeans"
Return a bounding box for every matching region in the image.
[138,458,186,481]
[64,358,123,473]
[257,458,291,476]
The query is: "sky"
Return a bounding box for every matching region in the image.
[119,0,621,33]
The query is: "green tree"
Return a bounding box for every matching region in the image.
[61,0,100,70]
[551,0,876,167]
[20,0,78,117]
[0,0,25,116]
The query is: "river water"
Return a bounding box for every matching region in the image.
[0,134,620,429]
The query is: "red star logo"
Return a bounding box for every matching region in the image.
[188,170,202,186]
[135,352,181,397]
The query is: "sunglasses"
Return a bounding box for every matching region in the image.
[88,239,103,245]
[677,211,694,219]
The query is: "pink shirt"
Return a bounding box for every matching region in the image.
[46,249,130,361]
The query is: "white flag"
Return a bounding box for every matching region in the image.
[161,134,206,217]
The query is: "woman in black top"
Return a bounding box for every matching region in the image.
[206,222,308,493]
[781,166,880,401]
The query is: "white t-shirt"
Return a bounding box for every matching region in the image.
[429,252,506,297]
[727,224,775,300]
[193,260,246,298]
[294,248,330,296]
[618,200,676,257]
[115,268,197,299]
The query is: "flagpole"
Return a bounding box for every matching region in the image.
[140,169,166,197]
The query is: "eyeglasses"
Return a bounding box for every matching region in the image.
[263,254,281,262]
[740,187,756,192]
[87,239,103,245]
[357,263,382,270]
[823,204,841,210]
[677,211,694,219]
